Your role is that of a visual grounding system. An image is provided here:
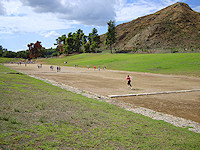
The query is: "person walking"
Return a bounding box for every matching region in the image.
[126,75,133,90]
[98,66,100,71]
[50,65,54,71]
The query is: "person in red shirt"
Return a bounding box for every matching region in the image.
[127,75,133,90]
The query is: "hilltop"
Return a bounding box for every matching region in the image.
[100,2,200,52]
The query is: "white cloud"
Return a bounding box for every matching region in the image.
[0,14,73,34]
[3,0,22,15]
[0,0,74,34]
[20,0,116,26]
[160,0,182,5]
[115,0,181,22]
[42,31,60,38]
[0,0,6,15]
[193,6,200,12]
[0,0,186,35]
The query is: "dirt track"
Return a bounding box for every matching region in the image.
[5,63,200,123]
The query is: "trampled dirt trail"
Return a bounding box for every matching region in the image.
[5,63,200,123]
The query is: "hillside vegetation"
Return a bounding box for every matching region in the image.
[39,53,200,76]
[1,64,200,149]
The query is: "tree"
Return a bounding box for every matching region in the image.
[73,29,84,53]
[82,35,90,53]
[105,20,116,53]
[39,47,47,57]
[83,43,90,53]
[82,35,87,45]
[56,34,66,53]
[45,48,57,57]
[0,45,17,58]
[83,28,101,53]
[28,41,42,58]
[17,51,26,58]
[0,45,7,57]
[2,51,16,58]
[16,50,30,59]
[63,32,74,54]
[89,28,101,52]
[0,45,4,57]
[58,29,85,55]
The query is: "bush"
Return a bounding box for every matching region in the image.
[52,52,58,57]
[115,49,132,53]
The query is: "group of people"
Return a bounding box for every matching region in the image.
[37,64,42,68]
[93,65,106,71]
[57,66,61,72]
[49,64,134,90]
[17,61,34,66]
[49,65,61,72]
[74,65,106,71]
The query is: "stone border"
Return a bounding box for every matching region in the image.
[109,89,200,98]
[29,75,200,134]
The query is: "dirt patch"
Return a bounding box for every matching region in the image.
[116,92,200,123]
[4,63,200,124]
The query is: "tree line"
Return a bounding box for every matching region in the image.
[0,45,58,59]
[56,27,101,55]
[0,20,116,59]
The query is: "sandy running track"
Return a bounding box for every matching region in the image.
[4,63,200,124]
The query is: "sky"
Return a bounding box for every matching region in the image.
[0,0,199,52]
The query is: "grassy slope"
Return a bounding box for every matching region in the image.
[0,58,23,63]
[0,64,200,149]
[39,53,200,76]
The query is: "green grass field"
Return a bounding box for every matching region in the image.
[0,64,200,149]
[0,58,24,64]
[39,53,200,76]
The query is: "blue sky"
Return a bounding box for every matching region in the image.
[0,0,199,52]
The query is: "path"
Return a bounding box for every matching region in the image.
[4,63,200,129]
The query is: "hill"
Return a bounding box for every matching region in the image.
[100,2,200,52]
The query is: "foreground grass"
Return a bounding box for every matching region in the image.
[40,53,200,76]
[0,64,200,149]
